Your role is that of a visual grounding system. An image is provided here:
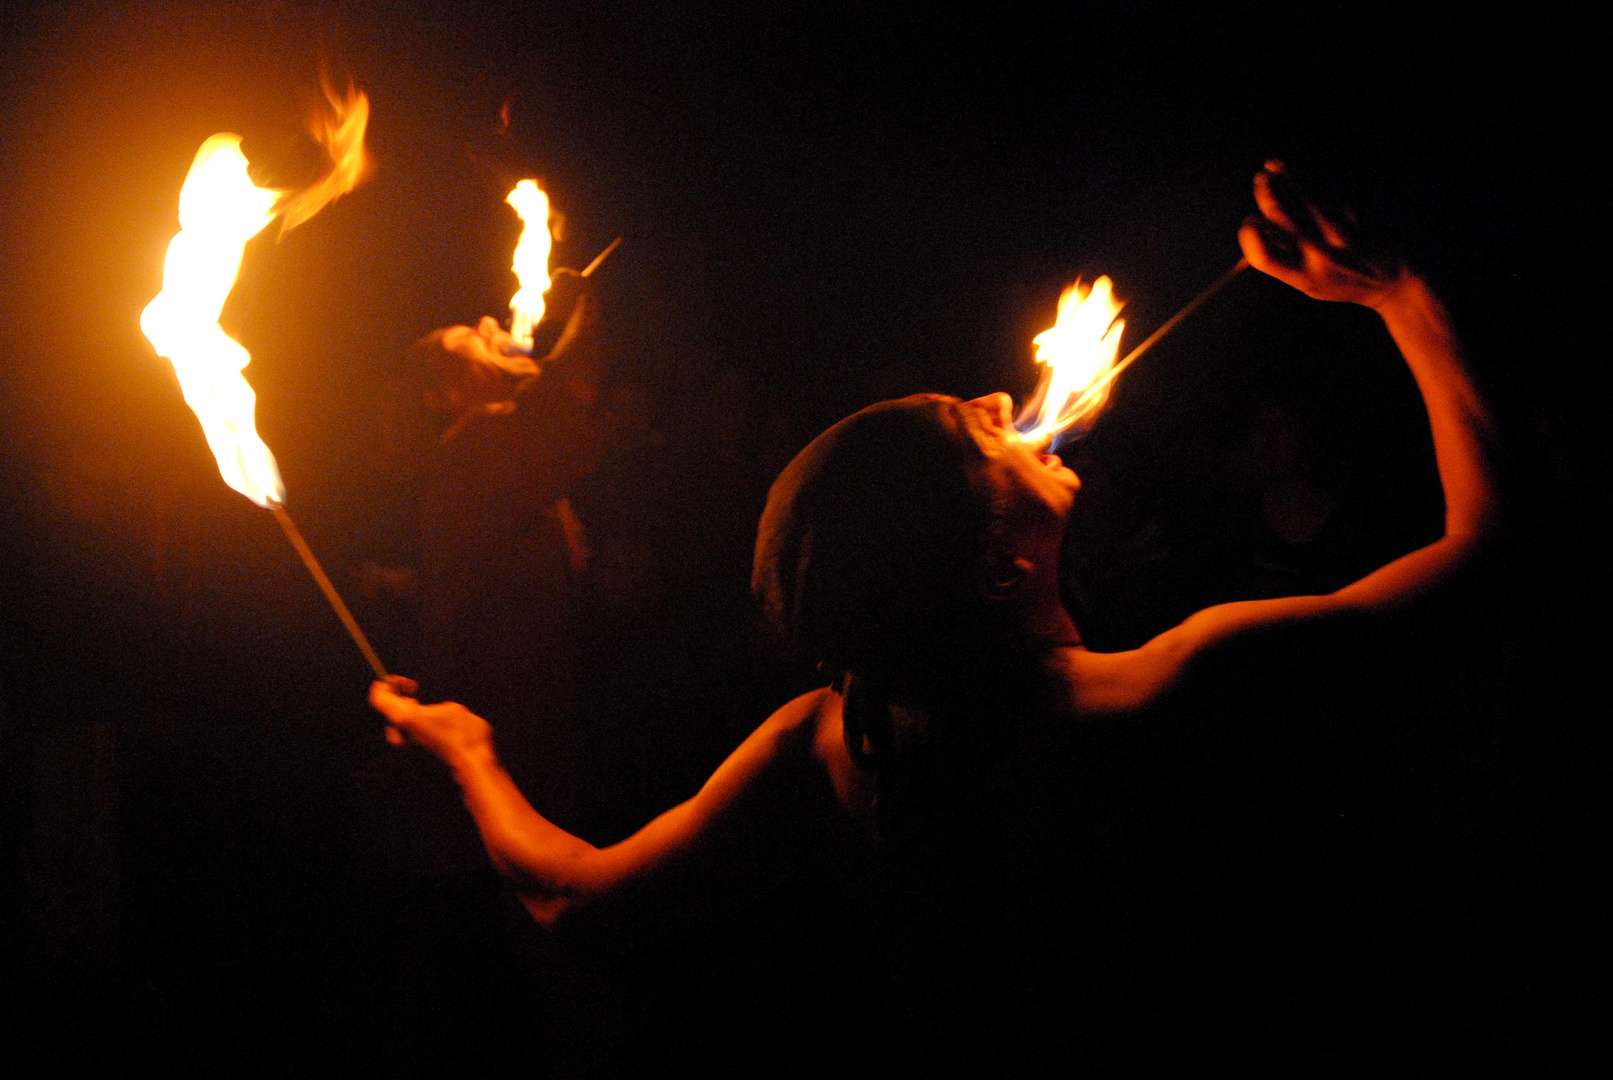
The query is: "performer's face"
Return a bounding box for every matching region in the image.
[955,393,1081,524]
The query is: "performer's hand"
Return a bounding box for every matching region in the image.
[380,675,418,746]
[384,675,419,696]
[1239,160,1407,309]
[369,679,493,765]
[468,316,538,368]
[534,268,600,364]
[543,267,591,321]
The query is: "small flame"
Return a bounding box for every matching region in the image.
[140,81,370,507]
[1015,276,1126,446]
[505,179,553,352]
[278,75,371,234]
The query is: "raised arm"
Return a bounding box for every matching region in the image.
[370,681,840,927]
[1065,162,1499,714]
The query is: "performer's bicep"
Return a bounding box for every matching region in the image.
[567,688,832,897]
[1065,594,1339,715]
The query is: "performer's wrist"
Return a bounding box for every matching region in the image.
[447,736,501,782]
[1368,271,1436,319]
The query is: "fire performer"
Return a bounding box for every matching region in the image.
[369,163,1499,1057]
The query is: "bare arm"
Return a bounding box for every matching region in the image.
[1064,163,1499,714]
[370,682,836,926]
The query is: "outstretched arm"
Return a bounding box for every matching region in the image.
[370,682,838,926]
[1066,162,1499,714]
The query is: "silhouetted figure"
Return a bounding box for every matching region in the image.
[377,273,602,1077]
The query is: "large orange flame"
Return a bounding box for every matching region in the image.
[505,179,553,352]
[140,135,286,506]
[1015,276,1126,445]
[139,84,370,507]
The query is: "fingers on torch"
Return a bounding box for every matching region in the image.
[1239,216,1307,286]
[386,674,420,697]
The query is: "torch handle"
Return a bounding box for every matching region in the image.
[502,237,623,352]
[1068,256,1250,417]
[270,503,390,681]
[1119,256,1249,370]
[579,237,622,278]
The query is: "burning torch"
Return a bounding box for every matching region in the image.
[139,79,389,680]
[502,178,621,358]
[1016,257,1249,446]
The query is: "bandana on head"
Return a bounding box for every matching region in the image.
[752,395,993,690]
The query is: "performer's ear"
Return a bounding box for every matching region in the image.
[984,553,1033,600]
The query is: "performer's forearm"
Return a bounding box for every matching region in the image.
[1375,277,1499,542]
[1324,279,1500,613]
[448,742,599,922]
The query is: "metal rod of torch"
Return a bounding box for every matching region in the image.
[1066,256,1250,417]
[580,236,622,278]
[270,502,389,680]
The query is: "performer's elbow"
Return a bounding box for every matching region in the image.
[519,891,576,930]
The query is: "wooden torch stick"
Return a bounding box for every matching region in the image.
[1065,255,1250,418]
[270,502,389,680]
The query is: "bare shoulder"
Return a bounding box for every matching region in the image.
[744,685,835,764]
[748,685,872,822]
[706,686,834,791]
[771,685,870,808]
[801,686,877,824]
[1044,646,1152,717]
[765,685,836,735]
[702,687,866,831]
[1049,593,1342,717]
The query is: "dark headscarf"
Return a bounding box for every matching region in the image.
[752,395,999,702]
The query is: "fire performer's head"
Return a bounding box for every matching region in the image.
[754,393,1079,702]
[754,393,1079,834]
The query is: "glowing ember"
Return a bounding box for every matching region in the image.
[139,83,369,507]
[1015,276,1126,446]
[505,179,554,353]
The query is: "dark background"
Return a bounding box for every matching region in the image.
[1,0,1602,1073]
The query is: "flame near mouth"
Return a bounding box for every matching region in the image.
[1015,276,1126,447]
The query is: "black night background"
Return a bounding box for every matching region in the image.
[1,1,1603,1073]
